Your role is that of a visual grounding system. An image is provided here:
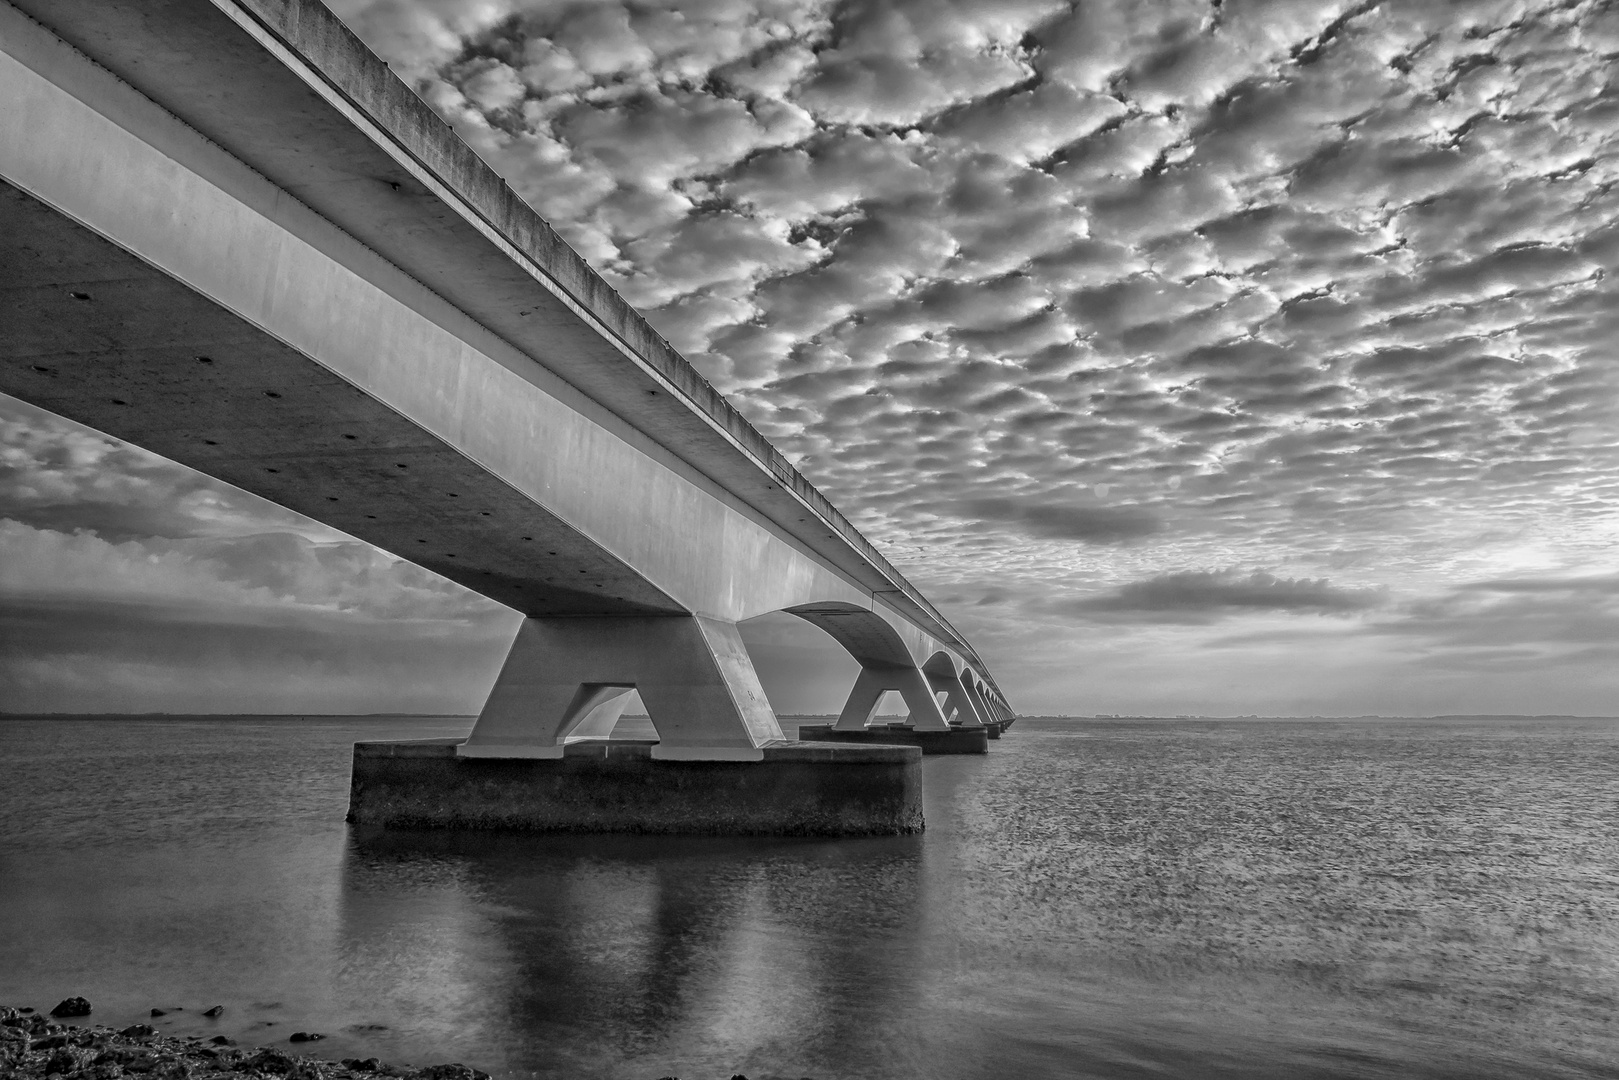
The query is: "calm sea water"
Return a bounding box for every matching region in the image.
[2,715,1618,1080]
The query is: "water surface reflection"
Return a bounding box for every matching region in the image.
[339,829,929,1078]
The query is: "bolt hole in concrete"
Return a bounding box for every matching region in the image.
[7,716,1617,1080]
[67,290,90,300]
[194,355,212,363]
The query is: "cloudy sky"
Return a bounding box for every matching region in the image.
[7,0,1619,717]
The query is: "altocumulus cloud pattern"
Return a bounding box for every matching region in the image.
[5,0,1619,716]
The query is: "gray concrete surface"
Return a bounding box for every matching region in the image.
[349,739,925,836]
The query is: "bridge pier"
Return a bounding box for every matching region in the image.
[347,615,927,834]
[832,662,950,733]
[797,660,990,755]
[929,669,986,728]
[348,739,922,836]
[963,678,1009,734]
[459,616,783,760]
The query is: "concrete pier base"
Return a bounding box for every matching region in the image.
[795,723,989,755]
[983,721,1003,739]
[348,739,923,836]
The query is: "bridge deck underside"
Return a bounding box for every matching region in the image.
[0,0,1013,718]
[0,182,681,617]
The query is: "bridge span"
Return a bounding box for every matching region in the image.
[0,0,1011,776]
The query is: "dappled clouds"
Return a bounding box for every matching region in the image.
[317,0,1619,710]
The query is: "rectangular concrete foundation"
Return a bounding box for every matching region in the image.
[348,739,923,836]
[795,723,989,755]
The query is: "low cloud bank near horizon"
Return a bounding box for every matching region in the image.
[7,0,1619,716]
[1052,568,1387,623]
[0,398,518,714]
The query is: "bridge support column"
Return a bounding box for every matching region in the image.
[833,663,951,732]
[351,614,924,834]
[928,671,985,728]
[459,615,784,761]
[795,660,987,754]
[963,679,995,725]
[347,736,922,836]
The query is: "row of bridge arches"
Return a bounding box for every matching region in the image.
[783,602,1009,731]
[459,600,1011,760]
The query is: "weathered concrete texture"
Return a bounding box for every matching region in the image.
[982,721,1003,740]
[348,739,923,836]
[795,723,990,756]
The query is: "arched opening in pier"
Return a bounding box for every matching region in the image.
[873,690,909,720]
[737,610,861,721]
[552,688,659,743]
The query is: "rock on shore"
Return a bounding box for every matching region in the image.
[1,1005,490,1080]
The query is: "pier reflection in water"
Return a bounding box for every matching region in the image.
[337,828,932,1078]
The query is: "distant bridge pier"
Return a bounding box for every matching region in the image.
[926,656,987,729]
[833,664,952,734]
[791,645,990,755]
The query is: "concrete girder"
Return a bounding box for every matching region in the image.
[0,19,869,626]
[460,616,784,760]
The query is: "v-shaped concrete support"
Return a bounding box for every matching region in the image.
[962,678,997,725]
[928,671,986,727]
[833,662,951,732]
[459,615,785,760]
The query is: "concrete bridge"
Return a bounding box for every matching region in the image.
[0,0,1012,789]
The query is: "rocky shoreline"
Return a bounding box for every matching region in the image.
[1,1003,490,1080]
